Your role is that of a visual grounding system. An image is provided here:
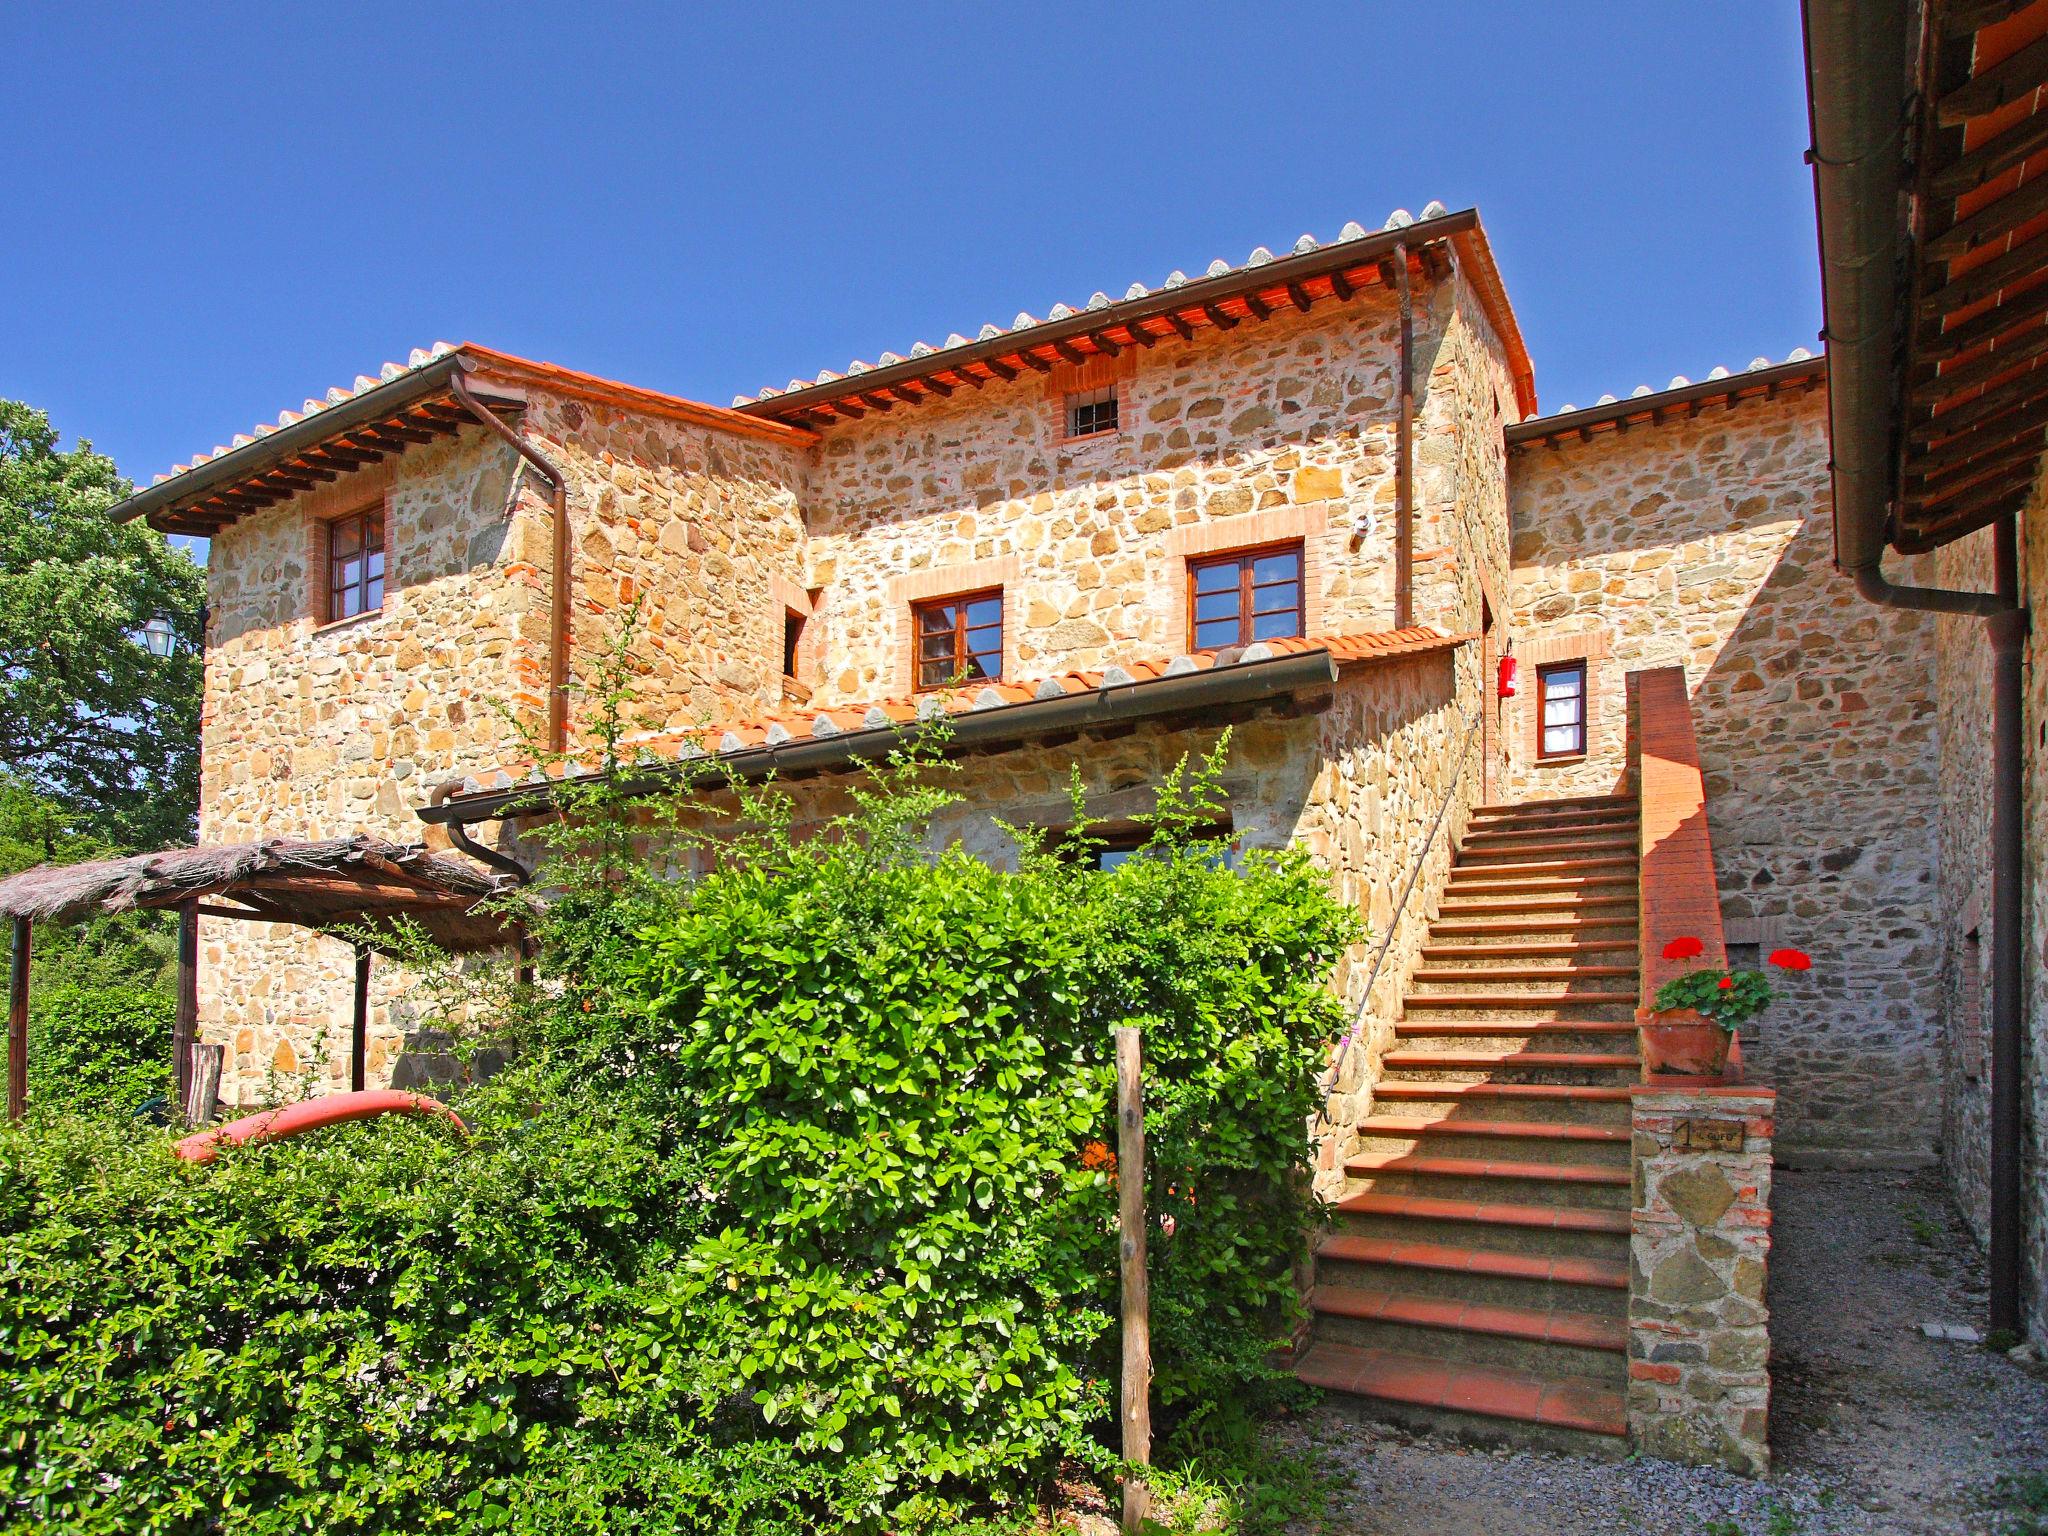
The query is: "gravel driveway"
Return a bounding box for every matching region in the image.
[1281,1167,2048,1535]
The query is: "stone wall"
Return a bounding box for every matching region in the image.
[1506,387,1946,1161]
[1628,1085,1776,1475]
[1932,492,2048,1343]
[799,264,1495,702]
[192,261,1520,1118]
[195,380,810,1106]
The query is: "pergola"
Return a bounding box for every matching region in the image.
[0,836,518,1120]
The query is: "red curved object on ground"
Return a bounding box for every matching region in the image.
[173,1090,466,1164]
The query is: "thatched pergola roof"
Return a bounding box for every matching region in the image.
[0,836,517,956]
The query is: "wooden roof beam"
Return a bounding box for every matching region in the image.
[1329,269,1355,302]
[1285,281,1314,314]
[980,357,1019,382]
[1087,330,1121,357]
[1119,319,1157,349]
[1201,304,1239,331]
[1162,311,1196,341]
[1910,366,2048,442]
[1938,32,2048,125]
[1911,316,2048,392]
[1926,169,2048,259]
[857,391,896,412]
[1944,0,2039,36]
[1015,349,1055,373]
[1909,481,2036,547]
[1918,273,2048,362]
[369,421,437,445]
[1241,291,1272,322]
[1049,337,1088,365]
[915,375,954,398]
[1928,109,2048,200]
[1919,224,2048,315]
[1912,380,2048,454]
[944,367,983,390]
[1908,433,2048,493]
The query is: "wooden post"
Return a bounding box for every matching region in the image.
[350,946,371,1092]
[7,917,30,1121]
[1114,1025,1151,1532]
[173,902,198,1115]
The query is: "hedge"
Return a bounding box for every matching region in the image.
[0,748,1356,1533]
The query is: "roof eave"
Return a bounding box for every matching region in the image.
[110,353,489,530]
[736,207,1536,423]
[1505,356,1828,449]
[423,645,1352,826]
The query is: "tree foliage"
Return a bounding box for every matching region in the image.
[0,400,205,849]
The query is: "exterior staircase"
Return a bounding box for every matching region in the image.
[1294,792,1641,1455]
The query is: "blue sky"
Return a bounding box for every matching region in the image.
[4,2,1819,497]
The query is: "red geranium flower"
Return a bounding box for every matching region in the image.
[1662,936,1705,961]
[1717,975,1735,990]
[1769,948,1812,972]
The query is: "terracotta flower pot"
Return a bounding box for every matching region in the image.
[1637,1006,1731,1077]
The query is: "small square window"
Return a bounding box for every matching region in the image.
[1187,543,1304,651]
[913,589,1004,689]
[1066,385,1118,438]
[1537,661,1588,758]
[326,507,385,623]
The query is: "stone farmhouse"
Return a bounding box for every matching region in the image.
[97,17,2048,1456]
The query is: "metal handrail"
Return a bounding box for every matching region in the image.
[1322,703,1484,1088]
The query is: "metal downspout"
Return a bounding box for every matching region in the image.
[1803,0,2030,1332]
[449,369,572,756]
[427,779,533,885]
[1392,241,1414,630]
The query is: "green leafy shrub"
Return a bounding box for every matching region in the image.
[0,731,1355,1534]
[20,984,173,1115]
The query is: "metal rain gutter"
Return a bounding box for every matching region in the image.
[421,646,1343,828]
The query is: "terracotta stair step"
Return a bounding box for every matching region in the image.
[1316,1232,1629,1288]
[1356,1115,1628,1145]
[1421,941,1637,959]
[1310,1285,1627,1353]
[1381,1048,1640,1073]
[1443,877,1639,898]
[1402,992,1640,1011]
[1343,1151,1630,1188]
[1459,838,1637,862]
[1435,896,1638,915]
[1372,1081,1635,1106]
[1461,822,1637,846]
[1451,855,1637,878]
[1395,1018,1638,1037]
[1466,812,1638,837]
[1429,915,1639,935]
[1412,965,1638,983]
[1473,794,1638,817]
[1332,1190,1632,1234]
[1293,1342,1626,1439]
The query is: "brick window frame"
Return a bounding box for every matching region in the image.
[1535,659,1588,759]
[911,588,1005,691]
[888,557,1021,696]
[321,502,387,625]
[1184,540,1306,652]
[1064,384,1119,439]
[771,576,817,703]
[1518,631,1610,769]
[1164,507,1328,649]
